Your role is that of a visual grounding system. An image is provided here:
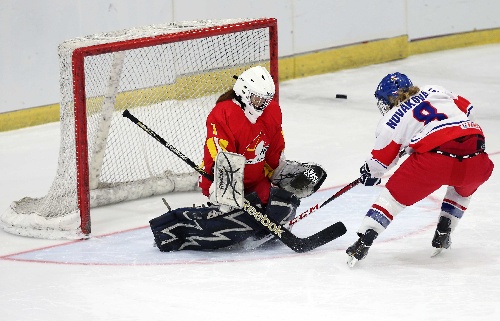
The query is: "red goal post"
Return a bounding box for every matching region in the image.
[1,18,279,239]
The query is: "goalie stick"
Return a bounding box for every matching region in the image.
[243,178,360,250]
[123,109,347,253]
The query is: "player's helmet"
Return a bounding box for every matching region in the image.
[233,66,275,124]
[374,72,413,115]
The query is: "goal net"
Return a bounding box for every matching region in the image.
[1,18,278,239]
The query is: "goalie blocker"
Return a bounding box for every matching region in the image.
[210,151,245,209]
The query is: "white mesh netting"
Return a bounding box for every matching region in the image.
[1,18,274,239]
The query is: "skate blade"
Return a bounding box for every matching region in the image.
[431,242,451,257]
[431,248,443,257]
[347,255,358,268]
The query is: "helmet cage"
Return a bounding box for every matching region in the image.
[249,92,273,111]
[377,99,391,116]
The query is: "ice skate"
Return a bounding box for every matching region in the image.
[346,229,378,267]
[431,217,452,257]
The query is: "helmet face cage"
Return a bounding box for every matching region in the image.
[377,99,391,116]
[374,72,413,115]
[249,92,273,111]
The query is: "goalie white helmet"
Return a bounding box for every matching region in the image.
[233,66,275,124]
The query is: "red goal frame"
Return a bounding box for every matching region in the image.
[71,18,279,235]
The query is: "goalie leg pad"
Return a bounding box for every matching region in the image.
[150,193,264,251]
[251,187,301,241]
[266,187,301,224]
[271,161,327,198]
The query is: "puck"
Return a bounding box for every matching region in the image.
[336,94,347,99]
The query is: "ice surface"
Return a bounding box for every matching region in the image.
[1,44,499,321]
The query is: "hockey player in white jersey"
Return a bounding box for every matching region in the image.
[347,72,494,267]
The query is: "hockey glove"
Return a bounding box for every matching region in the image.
[360,163,381,186]
[271,160,327,199]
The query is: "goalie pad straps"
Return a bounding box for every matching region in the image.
[271,160,327,198]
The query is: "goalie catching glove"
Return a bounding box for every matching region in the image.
[271,159,327,198]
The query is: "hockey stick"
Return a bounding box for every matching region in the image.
[122,109,347,253]
[242,178,360,250]
[289,178,361,227]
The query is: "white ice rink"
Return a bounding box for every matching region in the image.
[1,44,499,321]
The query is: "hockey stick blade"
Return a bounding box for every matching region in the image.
[287,221,347,253]
[242,198,346,253]
[123,109,347,253]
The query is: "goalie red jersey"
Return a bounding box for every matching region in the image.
[199,99,285,204]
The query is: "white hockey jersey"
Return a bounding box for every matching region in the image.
[367,85,484,177]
